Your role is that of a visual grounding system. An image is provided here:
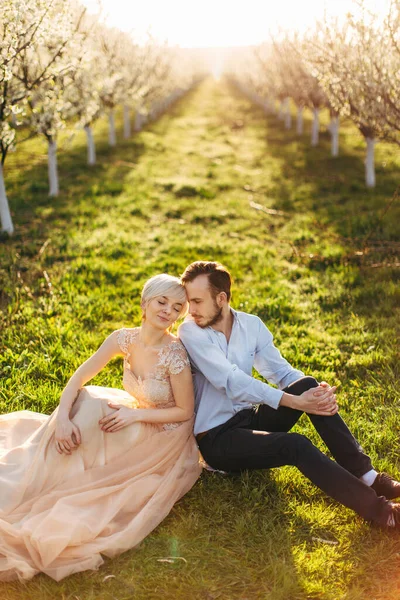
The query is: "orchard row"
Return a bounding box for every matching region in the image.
[0,0,204,234]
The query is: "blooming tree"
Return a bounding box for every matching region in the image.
[307,2,400,186]
[0,2,209,233]
[0,0,56,233]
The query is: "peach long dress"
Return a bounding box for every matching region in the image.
[0,329,201,582]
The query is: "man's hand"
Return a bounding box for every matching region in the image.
[99,403,139,433]
[282,383,338,416]
[55,418,81,455]
[300,382,338,415]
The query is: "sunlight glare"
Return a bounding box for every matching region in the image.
[82,0,392,48]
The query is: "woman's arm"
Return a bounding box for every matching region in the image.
[55,331,122,453]
[100,365,195,432]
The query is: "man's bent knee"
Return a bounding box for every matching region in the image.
[285,376,318,396]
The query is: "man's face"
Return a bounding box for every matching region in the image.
[185,274,223,328]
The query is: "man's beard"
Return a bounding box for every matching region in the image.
[198,301,223,328]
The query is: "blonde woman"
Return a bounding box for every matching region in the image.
[0,274,201,581]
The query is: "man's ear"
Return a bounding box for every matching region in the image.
[217,292,227,306]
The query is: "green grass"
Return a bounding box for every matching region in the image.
[1,77,400,600]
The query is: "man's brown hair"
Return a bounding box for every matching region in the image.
[181,261,232,301]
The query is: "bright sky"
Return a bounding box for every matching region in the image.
[81,0,392,47]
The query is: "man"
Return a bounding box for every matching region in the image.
[178,261,400,528]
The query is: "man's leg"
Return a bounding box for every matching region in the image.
[253,376,373,478]
[198,414,391,526]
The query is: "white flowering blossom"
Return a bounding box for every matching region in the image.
[306,1,400,186]
[0,1,207,233]
[0,0,52,233]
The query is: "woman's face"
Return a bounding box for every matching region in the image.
[144,295,185,330]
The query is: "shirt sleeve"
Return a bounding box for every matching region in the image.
[253,317,305,390]
[178,322,284,409]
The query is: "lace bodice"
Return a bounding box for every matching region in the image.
[116,328,190,411]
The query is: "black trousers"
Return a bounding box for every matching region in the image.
[198,377,391,525]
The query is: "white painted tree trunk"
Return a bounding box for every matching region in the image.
[296,107,304,134]
[0,163,14,234]
[84,126,96,165]
[365,137,376,187]
[123,105,131,139]
[134,110,143,132]
[284,98,291,129]
[330,116,339,157]
[108,112,116,146]
[48,140,59,197]
[311,108,320,146]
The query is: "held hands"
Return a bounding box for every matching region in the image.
[55,418,81,455]
[99,402,139,433]
[299,381,338,416]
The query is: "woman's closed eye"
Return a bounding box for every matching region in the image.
[158,300,180,312]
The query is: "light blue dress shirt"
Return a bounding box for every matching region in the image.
[178,309,305,435]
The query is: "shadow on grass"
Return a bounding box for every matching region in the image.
[2,83,201,247]
[225,80,399,245]
[263,120,399,243]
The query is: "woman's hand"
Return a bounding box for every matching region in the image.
[55,418,81,455]
[99,402,140,433]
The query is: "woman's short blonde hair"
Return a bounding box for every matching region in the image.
[141,274,188,320]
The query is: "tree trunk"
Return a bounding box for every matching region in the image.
[123,105,131,139]
[0,163,14,234]
[311,108,320,146]
[330,116,339,157]
[84,125,96,165]
[296,106,304,135]
[365,137,376,187]
[108,112,116,146]
[48,139,59,197]
[284,98,291,129]
[134,109,143,132]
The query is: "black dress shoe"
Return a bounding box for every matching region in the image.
[371,473,400,500]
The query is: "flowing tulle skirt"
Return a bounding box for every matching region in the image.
[0,386,201,581]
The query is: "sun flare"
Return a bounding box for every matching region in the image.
[82,0,391,48]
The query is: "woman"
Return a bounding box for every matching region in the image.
[0,274,201,582]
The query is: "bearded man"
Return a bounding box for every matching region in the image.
[178,260,400,529]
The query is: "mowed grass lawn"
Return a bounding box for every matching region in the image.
[0,77,399,600]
